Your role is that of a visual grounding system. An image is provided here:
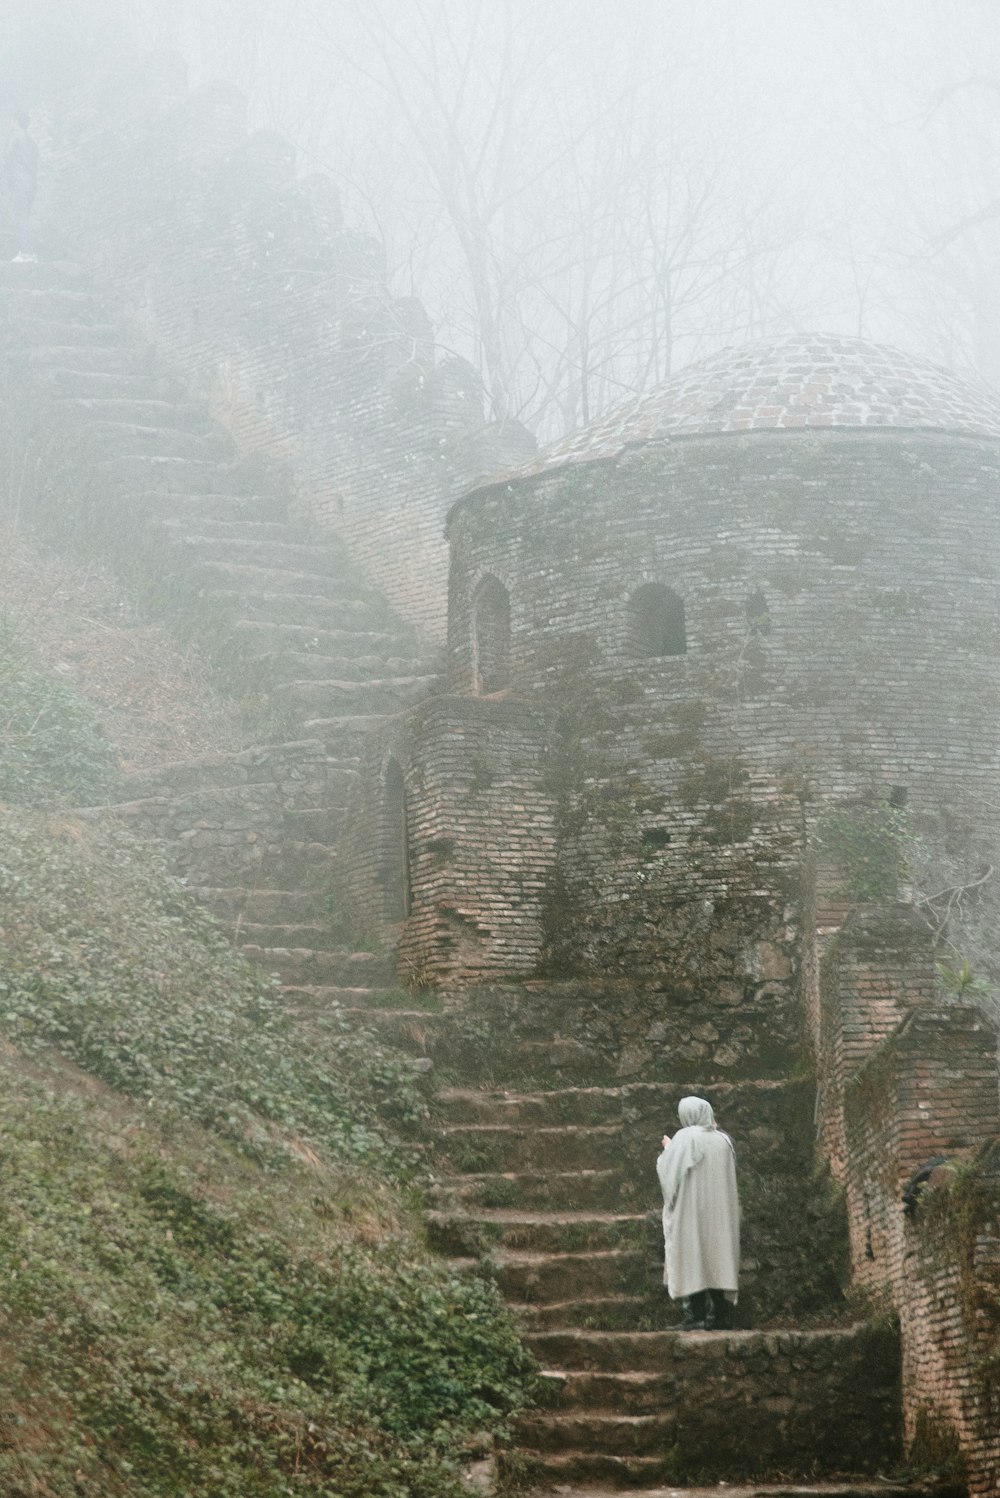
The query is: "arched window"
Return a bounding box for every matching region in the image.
[382,757,412,921]
[627,583,686,657]
[472,575,511,693]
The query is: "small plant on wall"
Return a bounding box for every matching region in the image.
[813,800,910,903]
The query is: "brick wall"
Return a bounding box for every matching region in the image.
[343,696,556,983]
[447,433,1000,852]
[822,905,1000,1495]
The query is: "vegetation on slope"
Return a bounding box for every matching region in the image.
[0,636,537,1495]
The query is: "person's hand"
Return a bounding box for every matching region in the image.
[661,1134,671,1149]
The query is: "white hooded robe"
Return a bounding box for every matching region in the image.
[656,1097,741,1301]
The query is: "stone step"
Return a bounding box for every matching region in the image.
[516,1413,674,1460]
[0,285,96,319]
[164,533,353,578]
[139,492,286,526]
[253,649,431,683]
[435,1124,625,1175]
[55,396,214,432]
[525,1323,873,1374]
[221,592,390,630]
[477,1247,654,1304]
[426,1209,649,1257]
[300,714,399,754]
[238,945,395,987]
[117,743,350,800]
[330,1006,447,1049]
[154,517,308,544]
[235,920,351,953]
[0,261,90,291]
[432,1079,818,1158]
[433,1085,626,1128]
[226,619,419,661]
[281,985,402,1011]
[512,1295,655,1332]
[193,887,330,923]
[276,675,438,716]
[518,1320,901,1477]
[3,318,127,348]
[94,454,245,494]
[22,344,141,374]
[82,421,231,461]
[45,368,188,401]
[429,1169,624,1213]
[187,563,368,600]
[530,1486,957,1498]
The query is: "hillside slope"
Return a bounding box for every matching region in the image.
[0,595,536,1496]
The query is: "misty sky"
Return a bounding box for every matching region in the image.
[112,1,1000,435]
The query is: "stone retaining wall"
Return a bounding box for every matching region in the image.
[87,739,334,886]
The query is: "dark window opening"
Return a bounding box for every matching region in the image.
[641,827,672,848]
[746,589,770,632]
[628,583,686,657]
[473,575,511,693]
[383,756,412,921]
[888,785,908,809]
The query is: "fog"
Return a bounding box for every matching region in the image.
[10,1,1000,438]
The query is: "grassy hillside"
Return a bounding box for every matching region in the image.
[0,622,537,1495]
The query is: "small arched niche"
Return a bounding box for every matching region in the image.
[382,756,412,922]
[472,575,511,693]
[627,583,686,657]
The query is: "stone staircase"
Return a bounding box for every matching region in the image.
[0,259,439,743]
[366,1003,958,1495]
[0,256,962,1495]
[0,255,438,984]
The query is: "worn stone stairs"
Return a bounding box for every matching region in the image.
[414,1062,945,1493]
[0,256,440,986]
[0,259,440,745]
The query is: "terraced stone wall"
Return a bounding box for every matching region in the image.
[40,49,535,641]
[89,739,333,886]
[823,906,1000,1496]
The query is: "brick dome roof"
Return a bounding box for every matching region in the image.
[479,335,1000,494]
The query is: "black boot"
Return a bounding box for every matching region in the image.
[678,1291,706,1330]
[704,1289,732,1330]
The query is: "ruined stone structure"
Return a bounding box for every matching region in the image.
[2,35,999,1498]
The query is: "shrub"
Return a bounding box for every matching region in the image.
[0,626,117,805]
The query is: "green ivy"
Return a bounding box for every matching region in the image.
[0,807,538,1493]
[0,808,427,1166]
[0,626,117,805]
[0,1069,537,1497]
[813,802,909,902]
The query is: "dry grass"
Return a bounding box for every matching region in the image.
[0,524,255,772]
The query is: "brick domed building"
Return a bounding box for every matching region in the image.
[370,335,1000,989]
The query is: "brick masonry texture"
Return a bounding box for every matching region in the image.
[823,908,1000,1497]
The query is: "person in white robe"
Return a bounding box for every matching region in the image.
[656,1095,740,1330]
